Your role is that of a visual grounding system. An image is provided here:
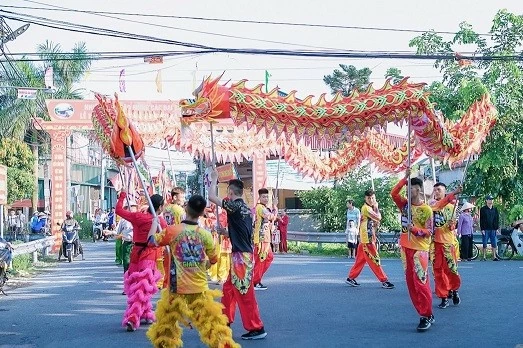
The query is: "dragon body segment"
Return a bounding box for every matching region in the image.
[180,76,497,170]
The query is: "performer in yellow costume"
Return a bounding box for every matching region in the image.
[147,195,238,348]
[159,187,186,289]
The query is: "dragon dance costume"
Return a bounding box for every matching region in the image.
[253,203,276,285]
[429,193,461,304]
[347,203,391,284]
[221,198,265,334]
[208,208,231,283]
[391,178,434,322]
[116,192,167,331]
[146,222,238,348]
[160,203,185,289]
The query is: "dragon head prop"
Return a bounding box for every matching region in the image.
[179,74,230,124]
[92,93,145,164]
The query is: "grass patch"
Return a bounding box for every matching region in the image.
[288,241,400,258]
[9,251,58,277]
[289,242,348,257]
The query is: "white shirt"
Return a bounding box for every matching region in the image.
[346,226,358,243]
[17,214,26,227]
[116,218,133,242]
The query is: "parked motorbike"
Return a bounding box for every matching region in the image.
[497,225,523,260]
[60,225,83,263]
[0,238,13,296]
[92,222,103,243]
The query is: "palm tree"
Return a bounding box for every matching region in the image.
[0,40,93,210]
[0,40,93,139]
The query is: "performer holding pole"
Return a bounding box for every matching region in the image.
[391,117,435,332]
[97,93,167,332]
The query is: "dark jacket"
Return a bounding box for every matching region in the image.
[479,205,499,230]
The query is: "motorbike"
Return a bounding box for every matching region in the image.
[497,225,523,260]
[60,225,83,263]
[0,238,13,296]
[92,222,103,243]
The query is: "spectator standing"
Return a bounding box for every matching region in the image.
[457,202,475,261]
[345,199,361,256]
[479,195,500,261]
[277,209,289,253]
[345,220,358,259]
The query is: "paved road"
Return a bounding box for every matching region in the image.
[1,241,522,348]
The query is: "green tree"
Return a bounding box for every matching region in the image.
[384,67,405,84]
[297,166,400,232]
[0,40,93,139]
[323,64,372,96]
[409,10,523,212]
[0,138,35,203]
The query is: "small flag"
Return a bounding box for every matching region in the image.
[119,69,126,93]
[17,88,37,100]
[44,66,54,89]
[155,70,163,93]
[265,70,271,93]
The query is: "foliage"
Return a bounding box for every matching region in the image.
[186,157,203,196]
[507,204,523,224]
[0,138,35,203]
[287,241,400,258]
[297,166,401,232]
[0,40,93,140]
[288,241,346,256]
[75,214,94,240]
[11,253,32,274]
[408,9,523,212]
[384,67,405,84]
[323,64,372,96]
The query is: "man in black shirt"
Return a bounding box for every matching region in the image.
[479,195,500,261]
[208,168,267,341]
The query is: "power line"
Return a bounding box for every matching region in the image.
[3,2,492,37]
[42,76,444,83]
[2,10,522,62]
[3,1,346,51]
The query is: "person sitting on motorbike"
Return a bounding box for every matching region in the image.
[60,211,80,257]
[30,213,47,234]
[0,237,13,268]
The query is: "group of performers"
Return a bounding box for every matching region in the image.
[110,168,290,347]
[346,169,463,331]
[108,164,464,348]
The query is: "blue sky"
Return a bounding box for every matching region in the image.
[2,0,522,178]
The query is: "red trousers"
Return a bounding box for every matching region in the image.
[402,247,433,317]
[222,254,264,331]
[433,242,461,299]
[279,230,288,252]
[348,243,388,282]
[253,244,274,285]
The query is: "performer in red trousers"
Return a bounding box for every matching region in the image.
[345,189,395,289]
[278,209,289,253]
[116,190,167,332]
[208,168,267,341]
[252,188,277,291]
[430,183,462,309]
[391,172,434,332]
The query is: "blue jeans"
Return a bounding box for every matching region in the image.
[482,230,497,248]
